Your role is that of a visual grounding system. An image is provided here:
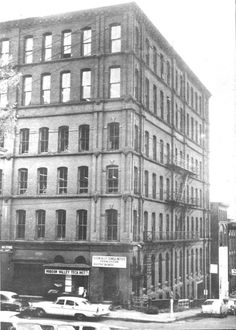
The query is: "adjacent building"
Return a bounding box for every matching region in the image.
[228,221,236,295]
[0,2,211,303]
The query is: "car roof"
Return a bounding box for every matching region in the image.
[57,296,87,301]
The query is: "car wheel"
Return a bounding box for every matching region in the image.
[74,313,85,321]
[35,308,46,317]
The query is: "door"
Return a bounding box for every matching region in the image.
[103,269,118,300]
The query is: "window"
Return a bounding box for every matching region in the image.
[133,210,138,241]
[144,131,149,157]
[144,170,149,197]
[153,46,157,73]
[108,122,119,150]
[191,117,194,140]
[79,125,89,151]
[62,30,71,58]
[191,87,194,107]
[39,127,49,153]
[160,54,164,78]
[0,169,2,194]
[158,254,162,284]
[77,210,87,240]
[41,74,51,104]
[187,82,189,103]
[134,69,139,100]
[180,75,184,97]
[37,168,47,194]
[134,166,138,194]
[107,166,118,193]
[186,113,189,136]
[82,28,92,56]
[78,166,88,193]
[160,90,164,119]
[144,212,148,241]
[24,36,33,63]
[180,108,184,132]
[36,210,45,238]
[153,85,157,115]
[16,210,26,239]
[109,67,120,98]
[145,78,149,109]
[195,120,198,143]
[43,33,52,61]
[58,126,69,152]
[22,76,32,106]
[166,178,170,199]
[145,39,150,65]
[135,27,140,53]
[134,125,139,152]
[106,209,118,241]
[159,176,163,200]
[19,128,29,154]
[167,97,170,124]
[175,104,178,129]
[175,70,178,91]
[57,167,68,194]
[18,168,28,194]
[0,39,9,64]
[152,173,156,199]
[81,69,91,100]
[0,81,8,108]
[110,25,121,53]
[160,139,164,164]
[195,92,198,111]
[56,210,66,239]
[153,135,157,161]
[60,72,70,102]
[166,143,170,163]
[167,61,171,85]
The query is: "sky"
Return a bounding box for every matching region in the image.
[1,0,235,217]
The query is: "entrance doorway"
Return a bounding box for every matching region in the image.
[103,268,118,300]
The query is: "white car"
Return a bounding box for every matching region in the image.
[0,291,29,311]
[31,296,110,320]
[201,299,228,317]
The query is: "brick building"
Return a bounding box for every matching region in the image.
[0,2,210,303]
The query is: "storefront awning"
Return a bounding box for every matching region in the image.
[43,263,91,269]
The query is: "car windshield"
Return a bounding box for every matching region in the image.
[203,300,213,305]
[12,294,20,299]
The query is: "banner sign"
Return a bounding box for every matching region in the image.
[45,269,89,276]
[92,256,127,268]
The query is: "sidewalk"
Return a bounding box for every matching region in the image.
[105,308,201,323]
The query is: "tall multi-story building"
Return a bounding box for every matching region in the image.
[0,2,211,303]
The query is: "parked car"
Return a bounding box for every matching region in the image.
[201,299,228,317]
[226,298,236,315]
[31,296,111,320]
[0,291,29,312]
[68,321,128,330]
[0,312,42,330]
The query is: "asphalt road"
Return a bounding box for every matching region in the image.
[100,314,236,329]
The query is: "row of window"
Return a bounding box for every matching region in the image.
[0,25,121,65]
[140,32,204,114]
[15,208,118,241]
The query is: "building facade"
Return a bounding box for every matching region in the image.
[210,202,229,299]
[0,3,210,303]
[228,221,236,295]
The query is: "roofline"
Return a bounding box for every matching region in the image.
[0,1,210,95]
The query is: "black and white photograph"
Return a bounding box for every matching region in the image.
[0,0,235,329]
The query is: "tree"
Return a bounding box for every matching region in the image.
[0,57,21,136]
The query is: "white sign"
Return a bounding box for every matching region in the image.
[231,269,236,276]
[210,264,218,274]
[45,269,89,276]
[92,256,127,268]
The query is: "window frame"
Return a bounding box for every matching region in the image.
[57,167,68,194]
[110,24,121,53]
[109,67,121,98]
[41,74,51,104]
[81,69,91,100]
[22,75,32,106]
[62,30,71,58]
[42,33,52,61]
[106,165,119,193]
[19,128,29,154]
[78,166,88,193]
[107,122,119,150]
[16,210,26,239]
[37,167,47,194]
[106,209,118,241]
[77,209,87,240]
[60,71,71,103]
[79,124,89,151]
[39,127,49,153]
[82,28,92,56]
[56,209,66,239]
[36,209,46,239]
[58,125,69,152]
[24,36,33,64]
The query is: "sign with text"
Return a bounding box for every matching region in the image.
[231,269,236,276]
[45,269,89,276]
[92,256,127,268]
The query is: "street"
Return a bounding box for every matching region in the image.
[100,314,236,329]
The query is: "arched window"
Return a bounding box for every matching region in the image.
[107,122,119,150]
[54,255,65,263]
[77,210,87,240]
[75,256,86,264]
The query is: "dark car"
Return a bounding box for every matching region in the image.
[0,291,29,311]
